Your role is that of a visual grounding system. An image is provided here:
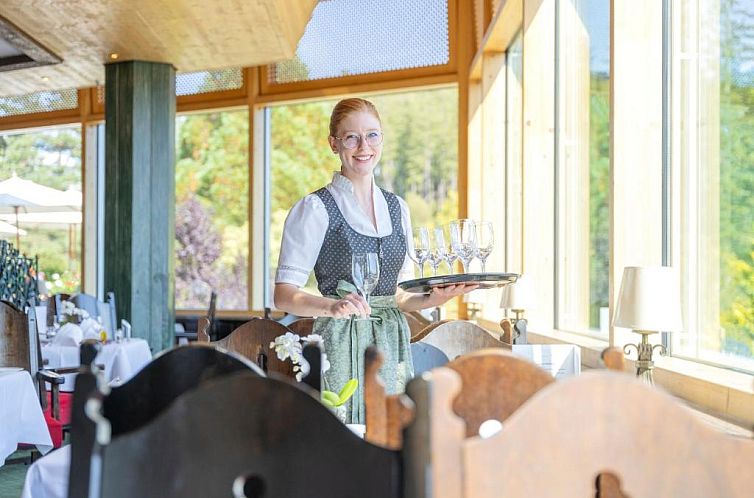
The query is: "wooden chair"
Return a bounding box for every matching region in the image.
[68,343,265,498]
[198,316,299,378]
[77,357,401,498]
[411,320,506,360]
[175,291,216,344]
[403,310,431,340]
[410,342,450,376]
[405,371,754,498]
[0,300,67,448]
[365,347,553,449]
[602,346,627,372]
[410,319,451,343]
[287,317,314,337]
[48,293,70,326]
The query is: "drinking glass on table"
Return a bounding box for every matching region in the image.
[352,253,380,321]
[474,221,494,272]
[407,227,430,278]
[450,219,476,273]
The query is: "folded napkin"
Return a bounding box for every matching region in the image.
[79,318,102,340]
[52,323,83,347]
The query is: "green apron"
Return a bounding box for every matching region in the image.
[316,280,414,424]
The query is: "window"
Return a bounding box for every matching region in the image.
[176,68,243,96]
[268,0,450,84]
[556,0,610,335]
[672,0,754,370]
[0,126,82,294]
[266,87,459,307]
[0,88,78,117]
[175,110,249,310]
[506,31,524,278]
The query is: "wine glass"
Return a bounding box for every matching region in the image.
[449,219,476,273]
[352,253,380,321]
[474,221,494,272]
[441,224,458,273]
[426,227,447,276]
[407,227,430,278]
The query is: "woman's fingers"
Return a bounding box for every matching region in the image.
[348,292,371,316]
[330,293,371,318]
[428,283,481,305]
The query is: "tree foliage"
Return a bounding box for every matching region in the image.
[0,127,82,292]
[717,0,754,356]
[175,110,249,309]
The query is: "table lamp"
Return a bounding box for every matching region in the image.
[613,266,683,384]
[499,274,534,345]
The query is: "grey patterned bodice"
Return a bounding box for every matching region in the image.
[313,187,407,297]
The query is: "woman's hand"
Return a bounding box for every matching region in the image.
[425,283,480,307]
[328,292,371,319]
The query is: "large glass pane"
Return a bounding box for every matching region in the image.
[175,110,249,310]
[506,31,524,275]
[556,0,610,335]
[674,0,754,370]
[267,87,459,305]
[269,0,450,84]
[0,126,82,294]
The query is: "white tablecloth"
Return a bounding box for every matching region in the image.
[42,339,152,390]
[0,370,53,467]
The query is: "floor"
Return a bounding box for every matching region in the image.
[0,448,34,498]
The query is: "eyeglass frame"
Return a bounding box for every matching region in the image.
[331,131,384,150]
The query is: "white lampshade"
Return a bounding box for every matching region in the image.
[500,274,534,310]
[613,266,683,332]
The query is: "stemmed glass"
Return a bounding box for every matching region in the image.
[352,253,380,321]
[474,221,494,272]
[407,227,430,278]
[450,219,476,273]
[441,224,458,273]
[426,227,447,276]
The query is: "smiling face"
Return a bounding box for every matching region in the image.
[329,111,383,181]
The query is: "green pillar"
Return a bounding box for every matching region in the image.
[104,61,175,352]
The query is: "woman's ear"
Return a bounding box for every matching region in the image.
[328,135,338,154]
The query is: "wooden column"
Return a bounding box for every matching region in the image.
[104,61,175,352]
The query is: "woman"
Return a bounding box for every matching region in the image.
[274,98,476,423]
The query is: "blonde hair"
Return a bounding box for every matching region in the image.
[329,98,382,137]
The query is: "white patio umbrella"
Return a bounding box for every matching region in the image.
[0,173,82,248]
[0,219,26,235]
[0,211,82,229]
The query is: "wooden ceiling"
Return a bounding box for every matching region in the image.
[0,0,317,97]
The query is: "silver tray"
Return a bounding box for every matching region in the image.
[398,272,519,294]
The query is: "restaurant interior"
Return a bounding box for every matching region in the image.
[1,0,753,497]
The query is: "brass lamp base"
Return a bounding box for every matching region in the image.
[623,330,666,385]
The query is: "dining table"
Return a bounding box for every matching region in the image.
[0,369,53,467]
[41,338,152,390]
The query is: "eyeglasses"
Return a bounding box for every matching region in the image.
[332,131,384,150]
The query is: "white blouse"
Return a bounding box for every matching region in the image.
[275,172,415,288]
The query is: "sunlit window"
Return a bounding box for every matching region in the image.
[266,87,459,306]
[556,0,610,335]
[672,0,754,370]
[0,126,82,294]
[175,110,249,310]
